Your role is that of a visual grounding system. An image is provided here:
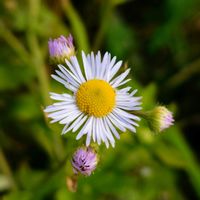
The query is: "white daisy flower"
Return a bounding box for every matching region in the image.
[44,51,142,148]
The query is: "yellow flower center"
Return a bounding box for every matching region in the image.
[76,79,116,117]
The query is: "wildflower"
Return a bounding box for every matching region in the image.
[44,51,142,147]
[146,106,174,133]
[71,147,98,176]
[48,34,75,65]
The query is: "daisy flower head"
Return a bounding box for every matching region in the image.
[44,51,142,148]
[48,34,75,65]
[71,147,98,176]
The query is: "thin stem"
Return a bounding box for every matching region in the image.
[0,149,17,190]
[93,0,113,51]
[28,35,50,105]
[166,58,200,88]
[131,110,150,119]
[27,0,65,160]
[0,20,30,65]
[60,0,90,52]
[166,129,200,198]
[26,0,50,106]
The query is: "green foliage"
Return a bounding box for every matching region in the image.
[106,14,137,58]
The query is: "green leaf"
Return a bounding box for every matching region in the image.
[105,14,137,58]
[154,143,187,169]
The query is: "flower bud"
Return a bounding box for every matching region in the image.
[48,34,75,65]
[71,147,98,176]
[146,106,174,133]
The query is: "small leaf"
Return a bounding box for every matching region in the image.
[154,144,187,169]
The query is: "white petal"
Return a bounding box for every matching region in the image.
[107,114,126,132]
[111,68,130,88]
[58,65,81,85]
[86,54,91,66]
[56,69,79,88]
[47,103,77,116]
[86,117,94,146]
[116,99,141,105]
[92,117,96,142]
[49,109,78,123]
[111,112,136,133]
[53,100,75,106]
[61,124,69,135]
[99,52,109,79]
[114,107,140,121]
[113,109,139,127]
[50,118,62,123]
[44,103,76,112]
[65,59,83,84]
[105,56,116,81]
[86,127,92,147]
[51,74,76,92]
[117,87,131,94]
[64,113,85,133]
[72,115,88,132]
[76,116,93,140]
[82,51,92,80]
[104,117,120,139]
[108,60,122,81]
[101,118,115,147]
[48,108,73,118]
[49,93,72,101]
[116,105,140,111]
[98,118,107,144]
[96,118,109,147]
[70,56,86,83]
[130,89,138,96]
[96,119,101,145]
[95,51,102,78]
[114,79,131,88]
[51,74,67,86]
[59,110,81,124]
[90,52,96,78]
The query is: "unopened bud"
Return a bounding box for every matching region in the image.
[146,106,174,133]
[71,147,98,176]
[48,34,75,65]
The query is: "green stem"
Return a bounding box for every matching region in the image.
[166,58,200,88]
[166,129,200,198]
[0,20,30,65]
[0,149,17,190]
[131,110,150,119]
[60,0,90,52]
[27,34,50,105]
[93,0,113,51]
[26,0,50,106]
[27,0,65,160]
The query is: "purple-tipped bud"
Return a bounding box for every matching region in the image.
[71,147,98,176]
[147,106,174,133]
[48,34,75,65]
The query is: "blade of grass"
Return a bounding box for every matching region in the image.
[60,0,90,52]
[27,0,65,160]
[166,127,200,198]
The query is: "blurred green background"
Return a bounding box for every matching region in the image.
[0,0,200,199]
